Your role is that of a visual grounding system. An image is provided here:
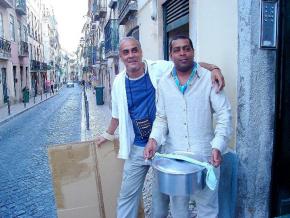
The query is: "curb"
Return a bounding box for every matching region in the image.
[0,92,59,127]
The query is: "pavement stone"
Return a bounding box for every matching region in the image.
[0,90,59,127]
[0,86,82,217]
[80,87,111,141]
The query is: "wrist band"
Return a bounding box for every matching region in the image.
[102,132,115,141]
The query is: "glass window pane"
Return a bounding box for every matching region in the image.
[9,15,15,41]
[0,13,3,38]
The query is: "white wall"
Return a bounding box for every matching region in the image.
[138,0,160,60]
[190,0,238,148]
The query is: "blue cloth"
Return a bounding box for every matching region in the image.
[172,62,197,94]
[125,73,156,146]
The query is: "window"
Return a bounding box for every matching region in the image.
[20,66,23,88]
[9,15,15,41]
[0,13,3,38]
[13,66,17,97]
[23,26,28,42]
[127,26,139,40]
[18,21,22,42]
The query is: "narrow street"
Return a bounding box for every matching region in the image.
[0,86,82,217]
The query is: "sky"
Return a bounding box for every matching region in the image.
[44,0,88,54]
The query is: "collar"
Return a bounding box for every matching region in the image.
[168,64,201,79]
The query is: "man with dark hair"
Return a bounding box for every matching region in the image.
[169,35,194,52]
[96,36,226,218]
[144,35,232,217]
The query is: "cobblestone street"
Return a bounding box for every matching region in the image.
[0,86,82,217]
[0,84,198,217]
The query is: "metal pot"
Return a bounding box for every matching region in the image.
[152,152,206,196]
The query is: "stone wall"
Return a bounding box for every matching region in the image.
[236,1,276,217]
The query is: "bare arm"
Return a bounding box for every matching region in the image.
[199,62,225,92]
[106,117,119,135]
[96,117,119,147]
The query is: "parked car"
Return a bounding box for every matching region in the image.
[67,82,74,88]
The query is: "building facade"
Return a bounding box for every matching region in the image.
[84,0,289,217]
[42,4,61,88]
[0,0,65,108]
[0,0,29,107]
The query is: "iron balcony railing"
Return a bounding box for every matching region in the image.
[40,62,48,71]
[93,0,107,21]
[83,46,92,58]
[19,41,29,57]
[0,0,13,8]
[83,66,90,72]
[30,60,40,71]
[118,0,137,25]
[0,37,11,59]
[16,0,27,16]
[104,19,119,58]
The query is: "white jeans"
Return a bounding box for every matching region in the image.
[117,145,150,218]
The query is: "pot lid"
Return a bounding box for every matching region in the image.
[152,156,205,175]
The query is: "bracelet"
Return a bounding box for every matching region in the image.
[101,131,115,141]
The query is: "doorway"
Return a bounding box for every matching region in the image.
[163,0,189,60]
[271,0,290,216]
[1,68,7,103]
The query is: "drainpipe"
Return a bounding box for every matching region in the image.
[151,0,157,21]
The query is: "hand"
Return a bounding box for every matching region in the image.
[210,148,222,167]
[211,68,225,93]
[144,138,157,159]
[95,136,108,147]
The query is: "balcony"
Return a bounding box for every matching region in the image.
[0,0,13,8]
[18,41,28,57]
[30,60,40,71]
[104,19,119,58]
[0,37,11,60]
[118,0,137,25]
[93,0,107,21]
[40,62,48,71]
[16,0,26,16]
[83,46,92,58]
[82,66,90,72]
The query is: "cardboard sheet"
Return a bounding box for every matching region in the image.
[48,140,126,218]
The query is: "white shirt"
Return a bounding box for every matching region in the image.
[150,65,232,158]
[111,59,174,159]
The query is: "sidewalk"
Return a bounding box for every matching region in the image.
[0,91,59,126]
[80,88,111,141]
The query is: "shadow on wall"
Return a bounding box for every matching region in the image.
[219,151,238,218]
